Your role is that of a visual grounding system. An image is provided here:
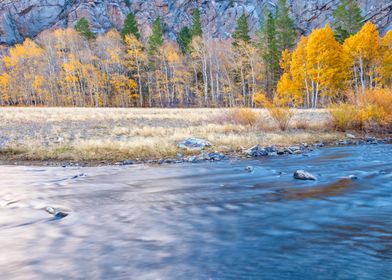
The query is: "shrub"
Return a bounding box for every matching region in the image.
[357,89,392,126]
[267,106,293,131]
[255,93,293,131]
[336,89,392,131]
[226,108,259,126]
[328,104,358,131]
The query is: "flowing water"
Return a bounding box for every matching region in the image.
[0,145,391,279]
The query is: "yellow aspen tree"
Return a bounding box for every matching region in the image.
[276,48,302,106]
[190,36,209,106]
[0,73,10,105]
[377,30,392,87]
[162,42,189,106]
[343,21,381,91]
[277,37,309,107]
[305,25,348,107]
[94,30,127,106]
[2,39,44,105]
[110,74,137,107]
[243,43,262,107]
[125,34,146,106]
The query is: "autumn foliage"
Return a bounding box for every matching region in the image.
[0,19,390,123]
[278,23,391,107]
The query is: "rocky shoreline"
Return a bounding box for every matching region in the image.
[1,134,390,168]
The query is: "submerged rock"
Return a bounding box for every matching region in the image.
[245,166,254,173]
[177,138,212,151]
[45,207,69,219]
[346,175,358,180]
[293,170,316,181]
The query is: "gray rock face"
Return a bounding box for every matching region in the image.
[293,170,317,180]
[0,0,390,45]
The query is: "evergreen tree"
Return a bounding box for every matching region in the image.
[74,18,95,40]
[177,26,192,54]
[191,9,203,37]
[232,13,251,46]
[148,17,164,55]
[258,11,280,95]
[333,0,364,43]
[275,0,296,51]
[121,12,140,40]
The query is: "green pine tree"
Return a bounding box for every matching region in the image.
[177,26,192,54]
[148,17,164,55]
[121,12,140,40]
[190,9,203,37]
[232,13,251,46]
[275,0,296,51]
[258,11,280,95]
[333,0,364,43]
[74,17,95,40]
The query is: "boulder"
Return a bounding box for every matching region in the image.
[293,170,316,181]
[244,144,268,157]
[122,159,134,165]
[265,146,278,153]
[177,138,212,151]
[187,156,198,163]
[286,146,303,154]
[207,152,226,161]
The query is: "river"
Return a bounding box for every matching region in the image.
[0,144,391,279]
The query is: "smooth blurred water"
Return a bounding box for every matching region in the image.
[0,145,391,279]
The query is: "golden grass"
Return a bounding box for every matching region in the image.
[0,107,341,162]
[224,108,260,126]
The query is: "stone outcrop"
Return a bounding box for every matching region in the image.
[0,0,391,45]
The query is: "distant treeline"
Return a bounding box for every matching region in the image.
[0,0,390,108]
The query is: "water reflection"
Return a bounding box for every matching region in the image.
[0,145,391,279]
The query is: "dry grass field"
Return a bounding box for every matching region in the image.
[0,107,342,163]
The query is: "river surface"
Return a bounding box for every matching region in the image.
[0,145,391,279]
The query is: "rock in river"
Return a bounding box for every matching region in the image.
[245,166,254,173]
[45,207,69,219]
[178,138,212,151]
[293,170,317,181]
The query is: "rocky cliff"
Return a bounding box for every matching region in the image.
[0,0,391,45]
